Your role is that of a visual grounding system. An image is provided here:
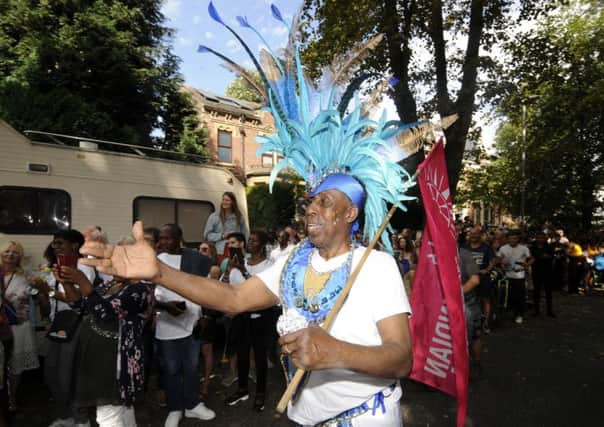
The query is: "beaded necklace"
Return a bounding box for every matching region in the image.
[280,239,355,324]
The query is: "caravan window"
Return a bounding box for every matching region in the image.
[0,186,71,234]
[133,197,214,244]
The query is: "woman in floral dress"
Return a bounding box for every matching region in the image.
[58,262,152,427]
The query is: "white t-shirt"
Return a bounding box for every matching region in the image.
[498,244,531,279]
[155,253,201,340]
[227,267,245,286]
[245,258,273,318]
[270,244,295,262]
[46,262,96,322]
[256,246,411,425]
[245,258,273,276]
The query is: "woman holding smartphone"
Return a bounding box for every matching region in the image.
[225,230,273,412]
[29,230,97,427]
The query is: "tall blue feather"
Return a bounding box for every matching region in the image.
[204,4,415,251]
[270,4,284,23]
[205,3,289,130]
[240,20,285,75]
[236,16,251,28]
[208,2,224,25]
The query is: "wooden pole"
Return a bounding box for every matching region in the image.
[275,204,399,413]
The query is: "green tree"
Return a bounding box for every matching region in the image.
[225,70,263,103]
[173,116,210,163]
[456,127,522,222]
[0,0,194,147]
[300,0,557,198]
[246,177,305,230]
[460,0,604,230]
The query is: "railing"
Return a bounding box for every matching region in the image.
[23,130,210,163]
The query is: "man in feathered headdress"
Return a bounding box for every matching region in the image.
[81,3,418,425]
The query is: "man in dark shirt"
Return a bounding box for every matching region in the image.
[462,227,496,333]
[529,231,555,317]
[459,247,481,378]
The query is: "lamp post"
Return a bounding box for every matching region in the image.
[520,94,539,227]
[521,103,527,226]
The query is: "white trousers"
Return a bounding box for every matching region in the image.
[96,405,136,427]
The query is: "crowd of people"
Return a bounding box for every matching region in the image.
[0,191,313,427]
[388,218,604,378]
[1,192,604,426]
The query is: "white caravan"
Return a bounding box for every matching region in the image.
[0,120,248,269]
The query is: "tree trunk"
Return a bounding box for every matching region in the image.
[381,0,424,227]
[439,0,485,196]
[381,0,418,125]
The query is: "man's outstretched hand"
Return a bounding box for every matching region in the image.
[80,221,159,280]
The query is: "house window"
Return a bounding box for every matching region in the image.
[261,153,284,168]
[133,197,214,244]
[217,130,232,163]
[261,154,274,168]
[0,186,71,234]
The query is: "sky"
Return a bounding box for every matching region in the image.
[160,0,498,149]
[161,0,299,95]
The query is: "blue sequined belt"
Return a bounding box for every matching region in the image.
[316,384,397,427]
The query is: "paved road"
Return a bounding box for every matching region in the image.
[15,289,604,426]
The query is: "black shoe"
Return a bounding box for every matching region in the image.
[226,389,249,406]
[253,393,265,412]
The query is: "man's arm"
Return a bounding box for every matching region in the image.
[150,262,279,314]
[462,274,480,294]
[524,247,534,266]
[279,312,412,379]
[80,221,279,314]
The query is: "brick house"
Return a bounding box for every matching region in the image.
[183,85,280,185]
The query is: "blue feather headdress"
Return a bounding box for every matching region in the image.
[201,2,423,252]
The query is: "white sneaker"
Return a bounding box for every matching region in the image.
[185,402,216,421]
[49,418,75,427]
[515,316,523,324]
[164,411,182,427]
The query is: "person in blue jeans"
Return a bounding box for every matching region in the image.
[154,224,215,427]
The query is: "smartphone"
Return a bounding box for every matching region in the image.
[57,254,78,269]
[56,254,78,280]
[228,247,244,264]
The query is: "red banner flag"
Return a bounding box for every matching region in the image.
[410,139,468,427]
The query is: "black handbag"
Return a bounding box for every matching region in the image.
[46,283,81,342]
[47,309,81,342]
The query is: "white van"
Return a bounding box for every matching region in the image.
[0,120,248,269]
